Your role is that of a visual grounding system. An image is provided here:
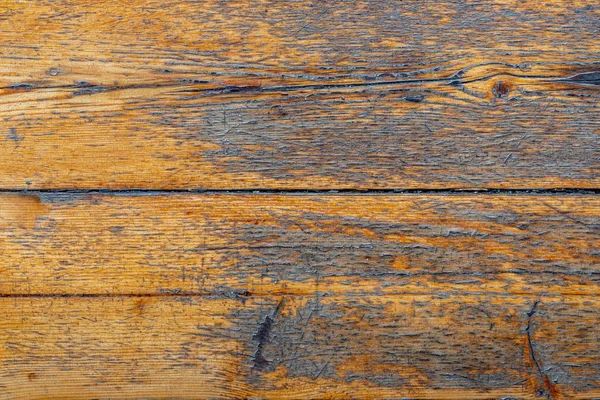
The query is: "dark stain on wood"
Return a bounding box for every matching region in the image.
[252,299,284,371]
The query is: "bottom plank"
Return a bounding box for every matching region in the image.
[0,294,598,399]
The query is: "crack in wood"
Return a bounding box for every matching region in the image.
[252,298,284,371]
[525,300,556,399]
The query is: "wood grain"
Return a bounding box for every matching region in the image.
[1,294,599,399]
[1,1,599,398]
[1,193,598,296]
[0,0,598,189]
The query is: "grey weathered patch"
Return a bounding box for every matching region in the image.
[564,71,600,86]
[7,128,23,144]
[236,296,530,390]
[7,83,34,90]
[150,89,600,187]
[37,192,88,205]
[47,67,65,76]
[201,208,599,291]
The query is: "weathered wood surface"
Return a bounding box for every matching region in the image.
[1,1,599,398]
[1,295,599,399]
[0,0,599,189]
[0,193,598,296]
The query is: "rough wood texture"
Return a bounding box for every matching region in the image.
[1,1,599,399]
[0,193,598,296]
[1,295,599,399]
[0,0,599,189]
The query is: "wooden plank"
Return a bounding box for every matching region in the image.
[1,193,598,296]
[0,1,599,189]
[0,294,598,399]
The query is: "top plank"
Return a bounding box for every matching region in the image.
[0,0,598,189]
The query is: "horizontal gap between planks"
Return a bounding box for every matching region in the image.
[0,292,593,299]
[1,188,599,196]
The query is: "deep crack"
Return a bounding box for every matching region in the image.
[525,300,555,399]
[252,299,284,371]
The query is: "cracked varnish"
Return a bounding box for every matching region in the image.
[0,0,599,189]
[0,295,598,399]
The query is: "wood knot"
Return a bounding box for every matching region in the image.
[493,81,510,98]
